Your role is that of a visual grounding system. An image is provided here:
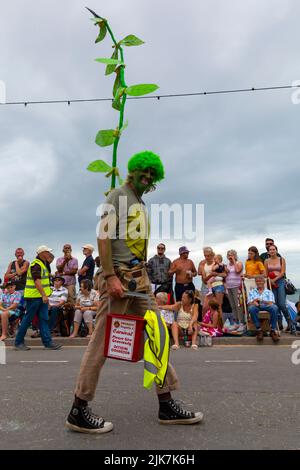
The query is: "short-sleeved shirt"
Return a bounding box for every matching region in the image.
[247,288,275,304]
[78,256,95,285]
[101,184,149,267]
[0,291,22,310]
[245,260,265,276]
[56,257,78,286]
[49,287,68,307]
[147,255,171,284]
[160,309,174,325]
[76,290,99,307]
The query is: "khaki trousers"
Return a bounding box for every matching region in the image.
[66,284,77,305]
[75,273,179,401]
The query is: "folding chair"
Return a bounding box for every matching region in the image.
[241,278,280,336]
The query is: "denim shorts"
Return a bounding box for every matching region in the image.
[212,285,225,294]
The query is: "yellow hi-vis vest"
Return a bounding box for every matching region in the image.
[24,258,52,298]
[143,310,169,390]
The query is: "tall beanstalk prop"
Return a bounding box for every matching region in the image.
[86,8,159,193]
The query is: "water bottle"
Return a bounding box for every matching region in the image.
[183,328,190,347]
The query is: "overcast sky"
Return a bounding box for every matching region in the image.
[1,0,300,286]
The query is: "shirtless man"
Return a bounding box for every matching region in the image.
[169,246,197,301]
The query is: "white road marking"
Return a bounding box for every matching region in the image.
[20,361,69,363]
[205,360,256,363]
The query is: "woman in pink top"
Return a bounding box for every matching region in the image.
[264,244,293,332]
[225,250,245,331]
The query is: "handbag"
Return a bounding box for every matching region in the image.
[284,279,296,295]
[278,257,296,295]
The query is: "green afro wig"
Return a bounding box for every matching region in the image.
[127,150,165,183]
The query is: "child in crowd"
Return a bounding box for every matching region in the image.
[156,292,174,329]
[206,254,226,296]
[198,299,223,337]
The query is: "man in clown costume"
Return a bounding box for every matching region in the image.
[66,150,203,434]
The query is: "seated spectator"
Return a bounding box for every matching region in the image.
[156,292,174,329]
[0,280,21,340]
[161,290,199,350]
[199,299,223,337]
[295,298,300,333]
[48,276,68,334]
[247,276,280,343]
[70,279,98,338]
[244,246,266,279]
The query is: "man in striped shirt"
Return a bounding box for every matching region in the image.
[247,276,280,342]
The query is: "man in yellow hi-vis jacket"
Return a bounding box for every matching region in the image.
[14,246,61,351]
[66,151,203,434]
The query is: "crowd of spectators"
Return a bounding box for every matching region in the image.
[0,237,299,345]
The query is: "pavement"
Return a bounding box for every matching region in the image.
[3,330,298,347]
[1,343,300,450]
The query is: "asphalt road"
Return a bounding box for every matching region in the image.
[0,344,299,450]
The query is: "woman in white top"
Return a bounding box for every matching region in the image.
[70,279,99,338]
[162,290,199,350]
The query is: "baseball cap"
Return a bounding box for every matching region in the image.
[36,245,53,255]
[82,244,95,252]
[179,246,189,255]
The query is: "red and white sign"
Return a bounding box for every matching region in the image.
[107,316,137,361]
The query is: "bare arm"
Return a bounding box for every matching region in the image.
[161,302,181,312]
[5,262,16,280]
[191,262,197,277]
[168,261,177,275]
[15,261,29,276]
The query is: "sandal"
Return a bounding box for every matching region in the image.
[171,344,179,350]
[191,344,198,350]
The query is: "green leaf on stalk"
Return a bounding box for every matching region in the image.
[113,72,121,97]
[120,34,145,46]
[112,86,126,111]
[95,58,124,65]
[91,17,107,25]
[87,160,112,173]
[112,97,121,111]
[95,129,116,147]
[105,49,119,75]
[95,22,107,43]
[125,83,159,96]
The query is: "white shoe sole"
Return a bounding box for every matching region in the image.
[159,411,203,425]
[65,420,114,434]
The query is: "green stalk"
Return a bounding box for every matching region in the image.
[103,23,127,189]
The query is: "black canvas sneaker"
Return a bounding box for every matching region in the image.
[159,399,203,425]
[66,402,113,434]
